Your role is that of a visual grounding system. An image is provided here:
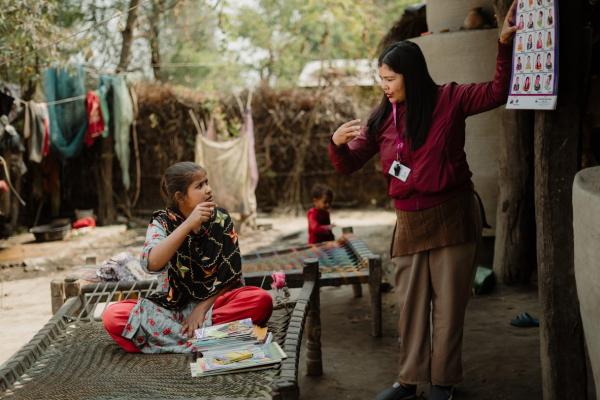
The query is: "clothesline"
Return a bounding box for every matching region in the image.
[14,94,88,107]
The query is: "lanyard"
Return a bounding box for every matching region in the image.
[392,103,405,162]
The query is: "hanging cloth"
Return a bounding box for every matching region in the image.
[24,101,50,163]
[195,104,259,217]
[84,91,105,147]
[195,132,253,215]
[43,66,88,159]
[100,75,133,190]
[242,108,259,193]
[0,115,25,154]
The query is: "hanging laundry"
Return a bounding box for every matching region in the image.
[0,115,25,154]
[100,75,133,190]
[195,133,254,216]
[85,91,105,147]
[24,101,50,163]
[43,66,88,159]
[0,115,28,182]
[242,107,259,193]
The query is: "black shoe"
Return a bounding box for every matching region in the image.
[375,383,417,400]
[430,385,454,400]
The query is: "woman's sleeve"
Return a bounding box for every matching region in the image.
[456,41,513,116]
[328,127,379,174]
[140,219,170,274]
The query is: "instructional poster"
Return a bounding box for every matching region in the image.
[507,0,558,110]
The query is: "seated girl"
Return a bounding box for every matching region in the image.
[103,161,273,353]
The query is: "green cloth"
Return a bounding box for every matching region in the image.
[43,66,88,159]
[100,75,133,189]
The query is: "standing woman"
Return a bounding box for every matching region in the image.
[328,3,517,400]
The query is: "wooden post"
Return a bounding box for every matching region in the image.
[493,109,536,284]
[96,135,116,226]
[492,0,537,286]
[534,1,589,398]
[64,276,81,300]
[50,280,65,314]
[342,227,363,298]
[303,257,322,376]
[368,255,382,337]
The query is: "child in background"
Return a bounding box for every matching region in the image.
[307,184,335,244]
[102,161,272,354]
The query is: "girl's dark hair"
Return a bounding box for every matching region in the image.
[367,40,438,151]
[311,184,333,200]
[160,162,205,207]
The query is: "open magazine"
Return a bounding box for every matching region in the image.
[193,318,270,353]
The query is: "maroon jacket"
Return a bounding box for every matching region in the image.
[307,207,335,244]
[329,42,512,211]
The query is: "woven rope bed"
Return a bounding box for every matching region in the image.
[0,234,379,399]
[242,233,383,337]
[0,261,321,400]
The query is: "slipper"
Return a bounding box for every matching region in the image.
[510,312,539,327]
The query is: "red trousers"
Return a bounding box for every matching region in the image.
[103,286,273,353]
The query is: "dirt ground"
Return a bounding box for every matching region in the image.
[0,209,591,399]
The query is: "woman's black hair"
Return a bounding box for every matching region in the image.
[366,40,438,151]
[160,161,205,207]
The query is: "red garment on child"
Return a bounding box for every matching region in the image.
[103,286,273,353]
[307,207,334,244]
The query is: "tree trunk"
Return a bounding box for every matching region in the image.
[492,0,537,285]
[116,0,141,74]
[149,0,164,81]
[96,0,140,225]
[534,1,589,398]
[96,135,116,225]
[493,109,536,284]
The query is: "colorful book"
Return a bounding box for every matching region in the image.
[190,342,287,377]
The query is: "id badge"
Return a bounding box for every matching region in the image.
[388,160,411,182]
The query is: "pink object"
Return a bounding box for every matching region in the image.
[271,271,286,290]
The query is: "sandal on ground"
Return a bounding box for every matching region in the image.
[430,385,454,400]
[510,312,539,327]
[375,382,417,400]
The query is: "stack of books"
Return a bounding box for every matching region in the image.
[190,318,287,377]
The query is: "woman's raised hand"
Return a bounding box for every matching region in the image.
[185,201,216,232]
[499,1,518,45]
[332,119,362,146]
